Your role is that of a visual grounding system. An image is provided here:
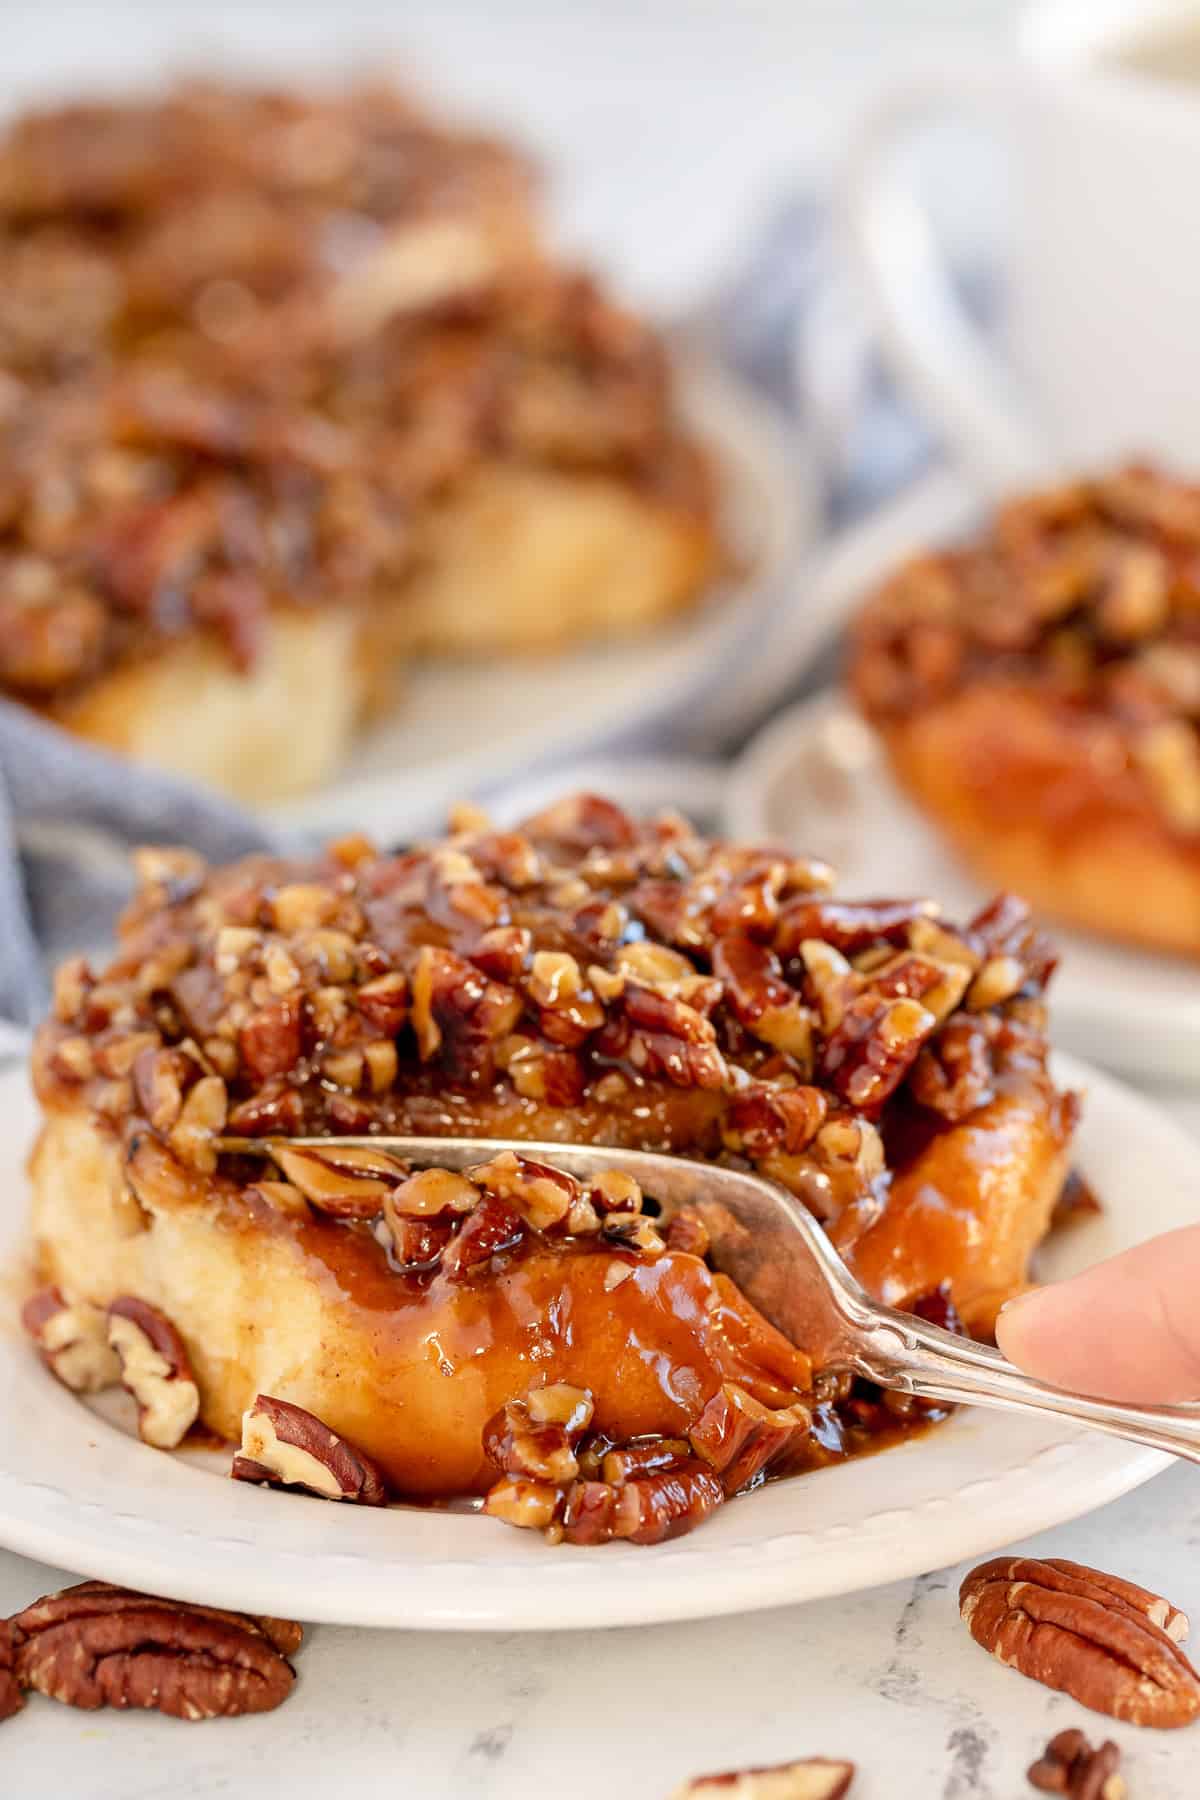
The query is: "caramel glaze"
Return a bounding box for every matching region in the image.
[848,1061,1075,1331]
[106,1095,1055,1498]
[885,684,1200,864]
[874,688,1200,957]
[292,1222,810,1496]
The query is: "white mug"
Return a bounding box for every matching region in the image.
[839,0,1200,497]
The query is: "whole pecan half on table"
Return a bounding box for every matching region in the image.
[6,1582,302,1722]
[960,1556,1200,1728]
[670,1758,855,1797]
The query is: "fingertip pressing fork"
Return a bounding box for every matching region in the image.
[217,1133,1200,1465]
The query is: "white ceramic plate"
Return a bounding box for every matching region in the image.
[0,1055,1191,1630]
[268,352,817,844]
[728,693,1200,1087]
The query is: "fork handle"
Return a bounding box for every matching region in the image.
[863,1312,1200,1465]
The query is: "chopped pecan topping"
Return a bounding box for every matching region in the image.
[909,1015,995,1122]
[8,1581,299,1720]
[819,993,936,1112]
[166,1073,227,1173]
[132,1044,198,1134]
[464,1149,577,1232]
[688,1383,811,1492]
[670,1759,855,1798]
[852,463,1200,838]
[440,1192,527,1281]
[232,1394,387,1504]
[960,1556,1200,1728]
[22,1287,121,1393]
[482,1386,594,1486]
[33,794,1063,1294]
[664,1207,711,1258]
[1027,1729,1125,1797]
[610,1459,725,1545]
[0,77,717,707]
[267,1142,407,1219]
[483,1375,813,1549]
[107,1297,200,1448]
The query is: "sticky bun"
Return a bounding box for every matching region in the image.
[26,795,1075,1544]
[0,85,719,801]
[851,465,1200,957]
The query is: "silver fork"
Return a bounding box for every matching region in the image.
[218,1133,1200,1464]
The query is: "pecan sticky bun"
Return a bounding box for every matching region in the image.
[851,465,1200,957]
[26,795,1075,1544]
[0,84,720,802]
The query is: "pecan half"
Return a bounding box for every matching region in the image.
[232,1394,387,1504]
[777,895,933,956]
[21,1287,121,1394]
[670,1757,855,1797]
[107,1297,200,1448]
[10,1582,298,1720]
[960,1556,1200,1727]
[1027,1729,1125,1797]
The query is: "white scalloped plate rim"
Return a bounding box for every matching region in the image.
[0,1054,1191,1631]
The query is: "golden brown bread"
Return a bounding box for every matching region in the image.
[25,795,1074,1514]
[44,461,714,803]
[873,686,1200,959]
[851,465,1200,957]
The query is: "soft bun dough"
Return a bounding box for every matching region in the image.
[28,1109,813,1497]
[876,684,1200,959]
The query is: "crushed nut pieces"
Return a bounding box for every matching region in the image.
[1027,1729,1125,1798]
[36,794,1060,1293]
[960,1556,1200,1728]
[481,1376,812,1549]
[251,1142,668,1282]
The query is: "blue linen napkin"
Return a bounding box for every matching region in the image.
[0,202,967,1026]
